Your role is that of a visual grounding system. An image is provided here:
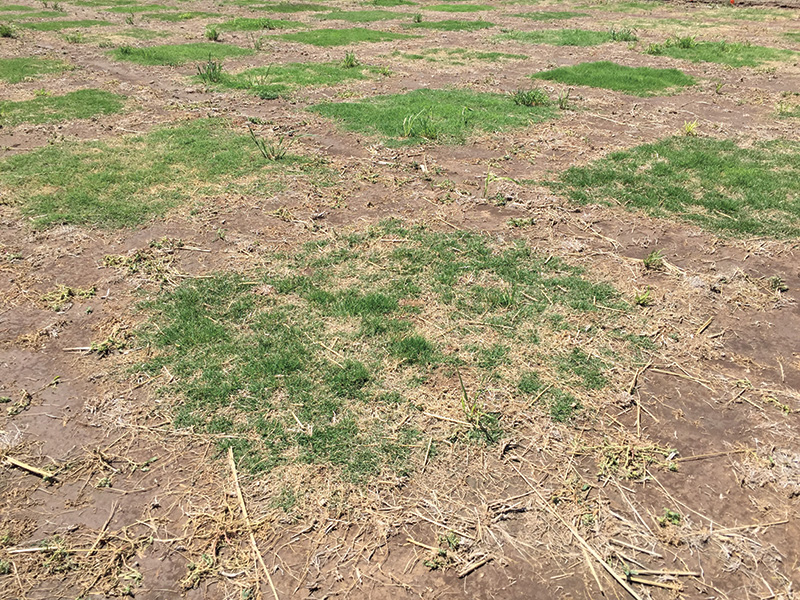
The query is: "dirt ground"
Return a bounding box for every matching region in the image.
[1,0,799,598]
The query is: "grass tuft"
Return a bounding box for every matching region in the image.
[0,118,307,228]
[554,137,800,237]
[493,28,636,46]
[277,27,415,46]
[404,18,493,31]
[316,9,400,22]
[253,2,327,12]
[531,61,695,96]
[309,87,556,145]
[20,19,112,30]
[138,222,627,476]
[143,11,221,21]
[216,17,303,31]
[644,37,797,67]
[512,87,549,106]
[199,61,384,99]
[512,10,587,20]
[0,57,70,83]
[110,42,253,65]
[422,3,494,11]
[0,89,125,127]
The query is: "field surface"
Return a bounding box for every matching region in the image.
[1,0,799,598]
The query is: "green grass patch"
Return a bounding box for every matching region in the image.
[0,118,315,228]
[141,11,220,21]
[531,61,695,96]
[310,87,555,145]
[110,42,253,65]
[493,27,634,46]
[137,221,627,476]
[581,0,655,12]
[703,6,794,21]
[201,62,384,99]
[556,348,607,389]
[392,47,525,64]
[369,0,415,5]
[251,1,328,11]
[785,32,800,43]
[513,10,587,19]
[216,17,303,30]
[8,11,71,20]
[553,137,800,237]
[316,9,400,22]
[0,5,35,11]
[105,3,172,12]
[20,19,113,30]
[0,89,125,127]
[404,19,494,31]
[777,100,800,119]
[70,0,137,5]
[644,37,797,67]
[422,3,494,11]
[0,57,70,83]
[277,27,414,46]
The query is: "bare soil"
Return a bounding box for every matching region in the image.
[1,0,799,598]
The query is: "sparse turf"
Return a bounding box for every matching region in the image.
[200,62,385,99]
[277,27,415,46]
[7,11,71,20]
[644,37,797,67]
[513,10,587,19]
[138,221,628,475]
[111,26,167,39]
[251,1,328,11]
[584,0,655,11]
[105,3,172,12]
[216,16,303,30]
[70,0,137,5]
[0,118,310,228]
[316,9,400,21]
[140,11,220,21]
[554,137,800,237]
[0,89,125,127]
[370,0,415,5]
[404,19,494,31]
[110,42,253,65]
[392,47,526,63]
[531,61,695,96]
[493,28,635,46]
[0,5,35,11]
[0,57,71,83]
[422,3,494,11]
[20,19,113,30]
[309,88,556,145]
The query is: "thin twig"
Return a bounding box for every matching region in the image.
[711,519,788,535]
[228,448,280,600]
[581,544,605,595]
[627,576,681,590]
[675,449,749,463]
[5,457,56,481]
[609,539,662,558]
[458,556,492,578]
[88,502,118,556]
[509,463,643,600]
[695,317,713,336]
[423,412,471,427]
[421,437,432,473]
